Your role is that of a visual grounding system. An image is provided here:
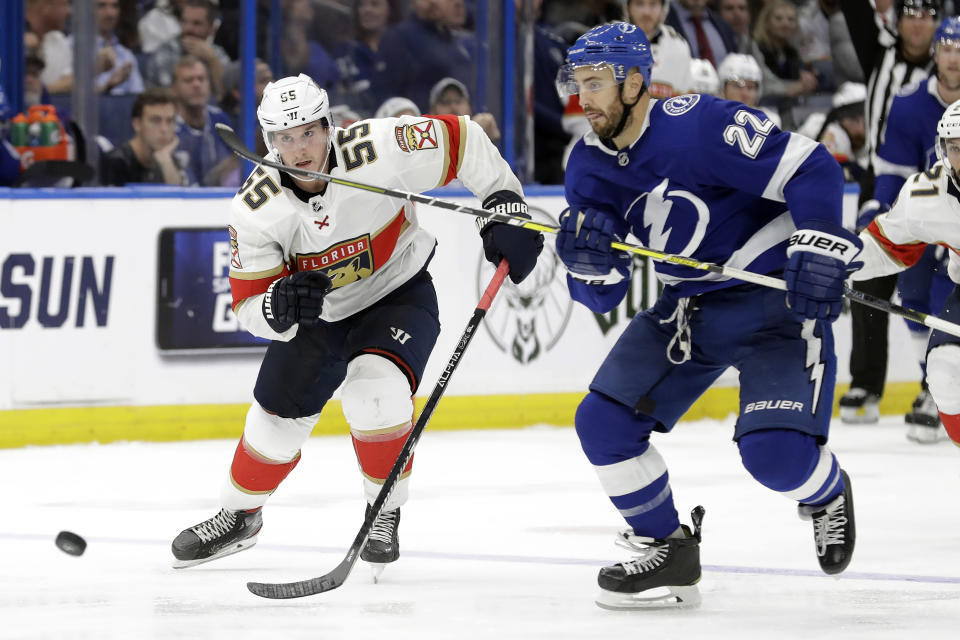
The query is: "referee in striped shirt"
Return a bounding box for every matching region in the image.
[837,0,940,421]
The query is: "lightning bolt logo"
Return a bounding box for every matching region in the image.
[801,320,824,413]
[643,178,674,250]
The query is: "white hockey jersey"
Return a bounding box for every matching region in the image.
[228,114,523,340]
[648,26,694,100]
[853,161,960,283]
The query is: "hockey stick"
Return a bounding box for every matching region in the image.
[216,124,960,339]
[246,259,511,599]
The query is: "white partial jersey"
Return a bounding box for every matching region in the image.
[853,161,960,283]
[228,114,522,339]
[649,27,694,100]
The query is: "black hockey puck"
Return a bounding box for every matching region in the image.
[55,530,87,556]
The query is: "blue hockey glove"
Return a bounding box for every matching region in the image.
[262,271,332,333]
[479,190,545,284]
[555,207,631,277]
[785,220,863,323]
[854,199,889,233]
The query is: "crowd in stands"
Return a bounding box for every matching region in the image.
[0,0,933,189]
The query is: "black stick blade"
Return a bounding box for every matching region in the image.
[247,560,352,599]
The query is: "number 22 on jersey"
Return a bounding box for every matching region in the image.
[723,110,774,159]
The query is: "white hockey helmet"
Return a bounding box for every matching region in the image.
[257,73,331,155]
[689,58,719,95]
[832,82,867,109]
[936,98,960,190]
[717,54,762,93]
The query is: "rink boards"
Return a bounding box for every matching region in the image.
[0,185,919,447]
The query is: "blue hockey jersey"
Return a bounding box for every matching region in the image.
[873,76,947,207]
[563,94,844,311]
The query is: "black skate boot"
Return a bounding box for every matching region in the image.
[595,506,705,610]
[361,505,400,581]
[839,387,880,424]
[905,389,946,444]
[798,470,855,575]
[171,507,262,569]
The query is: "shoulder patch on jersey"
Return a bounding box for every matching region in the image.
[662,94,700,116]
[395,120,439,152]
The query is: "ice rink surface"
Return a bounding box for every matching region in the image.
[2,415,958,640]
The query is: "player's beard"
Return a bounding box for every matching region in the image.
[587,101,626,139]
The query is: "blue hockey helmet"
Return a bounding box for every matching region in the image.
[556,22,654,100]
[933,15,960,52]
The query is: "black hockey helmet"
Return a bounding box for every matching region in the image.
[895,0,941,19]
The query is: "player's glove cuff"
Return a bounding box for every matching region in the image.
[262,279,293,334]
[786,219,862,265]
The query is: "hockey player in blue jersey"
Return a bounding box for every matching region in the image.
[555,23,861,609]
[860,16,960,439]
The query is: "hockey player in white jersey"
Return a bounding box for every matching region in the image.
[717,53,782,129]
[852,99,960,446]
[625,0,694,99]
[170,74,544,571]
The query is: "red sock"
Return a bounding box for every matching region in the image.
[351,423,414,481]
[939,412,960,446]
[229,437,301,494]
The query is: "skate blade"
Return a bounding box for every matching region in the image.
[906,424,946,444]
[595,584,701,610]
[368,562,386,584]
[839,407,879,425]
[171,536,258,569]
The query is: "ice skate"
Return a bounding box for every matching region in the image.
[838,387,880,424]
[171,508,262,569]
[361,505,400,582]
[595,506,705,610]
[905,390,946,443]
[798,470,855,575]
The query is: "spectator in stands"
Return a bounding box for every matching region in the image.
[521,0,569,184]
[218,58,274,186]
[220,58,274,134]
[751,0,819,103]
[139,0,186,55]
[334,0,399,117]
[100,87,188,186]
[281,0,341,95]
[0,87,21,187]
[84,0,145,95]
[376,0,475,114]
[25,0,73,95]
[795,0,836,91]
[428,77,500,144]
[718,0,754,53]
[23,54,52,109]
[144,0,231,100]
[821,0,865,85]
[627,0,694,99]
[374,96,421,119]
[665,0,738,68]
[171,56,234,186]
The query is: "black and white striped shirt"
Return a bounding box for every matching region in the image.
[843,0,935,170]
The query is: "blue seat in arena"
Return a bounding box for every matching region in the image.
[49,93,137,148]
